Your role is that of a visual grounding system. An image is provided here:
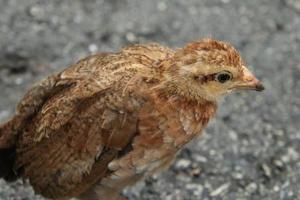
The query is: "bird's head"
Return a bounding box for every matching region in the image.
[162,38,264,102]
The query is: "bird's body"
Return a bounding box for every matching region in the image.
[0,39,263,200]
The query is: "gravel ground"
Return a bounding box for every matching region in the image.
[0,0,299,199]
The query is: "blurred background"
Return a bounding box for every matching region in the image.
[0,0,299,199]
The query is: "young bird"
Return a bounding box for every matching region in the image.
[0,38,264,200]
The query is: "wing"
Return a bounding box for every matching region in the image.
[16,87,140,199]
[14,54,144,199]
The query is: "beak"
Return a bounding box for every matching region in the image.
[234,66,265,92]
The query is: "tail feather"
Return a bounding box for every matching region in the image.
[0,118,19,182]
[0,147,18,181]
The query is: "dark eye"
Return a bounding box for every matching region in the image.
[215,71,232,83]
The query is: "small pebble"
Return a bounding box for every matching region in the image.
[175,159,191,169]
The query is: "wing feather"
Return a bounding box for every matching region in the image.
[16,88,139,199]
[14,54,143,199]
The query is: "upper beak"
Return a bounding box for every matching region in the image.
[234,66,265,92]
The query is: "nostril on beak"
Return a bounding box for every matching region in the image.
[255,83,265,91]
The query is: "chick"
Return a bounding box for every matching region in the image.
[0,38,264,200]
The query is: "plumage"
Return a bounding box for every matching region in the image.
[0,38,264,200]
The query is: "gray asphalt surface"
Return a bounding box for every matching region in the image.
[0,0,299,199]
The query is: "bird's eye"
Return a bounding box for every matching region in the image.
[215,71,232,83]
